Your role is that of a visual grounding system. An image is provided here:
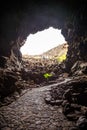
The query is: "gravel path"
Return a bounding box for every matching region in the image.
[0,80,74,130]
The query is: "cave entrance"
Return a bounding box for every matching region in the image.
[20,27,67,61]
[20,27,68,84]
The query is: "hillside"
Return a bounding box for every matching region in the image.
[41,43,68,59]
[23,43,68,60]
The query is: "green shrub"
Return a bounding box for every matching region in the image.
[57,54,66,63]
[43,73,52,79]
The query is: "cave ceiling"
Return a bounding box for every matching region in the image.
[0,0,87,69]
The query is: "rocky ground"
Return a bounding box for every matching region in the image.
[0,78,76,130]
[1,55,87,130]
[0,55,66,107]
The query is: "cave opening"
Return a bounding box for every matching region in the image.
[19,27,68,86]
[20,27,67,60]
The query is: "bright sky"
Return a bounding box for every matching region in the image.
[20,27,66,55]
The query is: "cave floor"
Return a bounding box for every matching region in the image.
[0,79,75,130]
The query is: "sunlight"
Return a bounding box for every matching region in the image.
[20,27,66,55]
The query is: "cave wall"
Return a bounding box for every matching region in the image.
[0,0,87,70]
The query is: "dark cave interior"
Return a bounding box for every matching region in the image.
[0,0,87,129]
[0,0,87,68]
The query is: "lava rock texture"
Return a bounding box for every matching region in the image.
[0,0,87,129]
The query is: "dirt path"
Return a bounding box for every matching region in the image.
[0,80,74,130]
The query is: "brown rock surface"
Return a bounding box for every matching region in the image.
[0,81,75,130]
[46,75,87,129]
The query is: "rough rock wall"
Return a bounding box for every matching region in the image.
[0,0,87,70]
[62,2,87,70]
